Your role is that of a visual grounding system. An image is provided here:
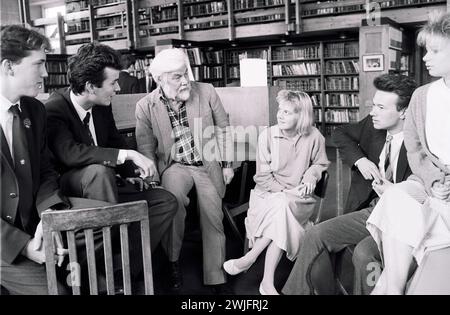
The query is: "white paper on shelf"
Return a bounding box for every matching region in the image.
[240,58,267,87]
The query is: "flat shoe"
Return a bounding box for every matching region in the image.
[223,259,249,275]
[259,283,279,295]
[259,284,268,295]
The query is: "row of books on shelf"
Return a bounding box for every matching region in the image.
[272,46,320,61]
[185,20,228,30]
[324,93,359,107]
[192,66,224,80]
[144,26,179,36]
[310,94,320,107]
[151,6,177,23]
[273,78,320,91]
[91,0,125,7]
[96,15,125,30]
[227,50,268,64]
[272,62,320,76]
[235,13,284,25]
[233,0,284,11]
[183,1,227,17]
[302,3,364,17]
[325,77,359,91]
[98,30,127,41]
[324,42,359,58]
[66,0,89,12]
[325,60,359,74]
[187,48,224,65]
[325,109,360,123]
[45,74,69,86]
[66,19,90,34]
[314,109,359,123]
[46,61,68,73]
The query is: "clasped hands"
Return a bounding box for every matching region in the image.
[21,214,68,267]
[285,181,316,198]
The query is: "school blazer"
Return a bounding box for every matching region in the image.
[1,97,67,264]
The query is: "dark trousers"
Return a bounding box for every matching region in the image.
[0,197,109,295]
[59,164,178,253]
[282,207,379,295]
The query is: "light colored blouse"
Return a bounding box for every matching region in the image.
[253,125,330,193]
[426,79,450,165]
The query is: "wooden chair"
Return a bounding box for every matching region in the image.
[222,161,253,243]
[42,201,153,295]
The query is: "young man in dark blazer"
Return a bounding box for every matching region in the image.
[282,74,417,295]
[117,54,139,94]
[45,43,177,256]
[0,25,110,295]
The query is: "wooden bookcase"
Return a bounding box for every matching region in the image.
[187,47,225,87]
[322,41,360,137]
[44,54,70,93]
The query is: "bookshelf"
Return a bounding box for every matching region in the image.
[63,0,132,54]
[323,41,360,137]
[128,55,154,79]
[225,47,269,86]
[187,47,225,87]
[269,40,359,136]
[44,54,70,94]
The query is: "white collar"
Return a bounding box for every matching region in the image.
[0,93,21,114]
[70,90,92,121]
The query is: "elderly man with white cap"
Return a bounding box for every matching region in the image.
[135,48,234,294]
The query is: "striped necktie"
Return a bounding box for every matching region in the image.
[83,112,95,146]
[384,134,393,182]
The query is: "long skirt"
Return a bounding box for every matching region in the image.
[244,188,316,261]
[366,180,450,265]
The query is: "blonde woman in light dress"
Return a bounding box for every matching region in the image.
[367,12,450,295]
[223,90,329,295]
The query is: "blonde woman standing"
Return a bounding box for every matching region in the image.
[223,90,329,295]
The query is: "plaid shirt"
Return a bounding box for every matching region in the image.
[160,94,202,165]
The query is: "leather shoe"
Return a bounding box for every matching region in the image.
[223,259,250,275]
[209,283,234,295]
[169,261,183,290]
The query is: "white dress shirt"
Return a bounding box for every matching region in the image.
[70,91,98,146]
[69,90,127,164]
[0,93,21,160]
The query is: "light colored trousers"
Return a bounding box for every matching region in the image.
[161,163,226,285]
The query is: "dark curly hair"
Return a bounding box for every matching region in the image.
[373,74,417,111]
[1,24,51,63]
[68,42,122,94]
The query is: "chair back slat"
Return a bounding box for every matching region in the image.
[102,227,115,295]
[66,231,81,295]
[140,218,154,295]
[42,201,153,295]
[42,202,148,231]
[120,224,132,295]
[43,227,58,295]
[84,229,98,295]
